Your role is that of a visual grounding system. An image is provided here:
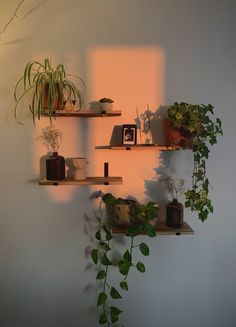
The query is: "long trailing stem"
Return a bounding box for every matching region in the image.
[124,236,134,281]
[102,239,111,327]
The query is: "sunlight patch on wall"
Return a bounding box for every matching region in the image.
[86,46,166,201]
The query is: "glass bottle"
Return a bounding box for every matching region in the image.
[46,152,65,180]
[166,199,183,228]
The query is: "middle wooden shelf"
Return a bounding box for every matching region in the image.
[39,176,123,186]
[95,144,188,150]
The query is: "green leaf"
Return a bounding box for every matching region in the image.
[111,306,123,323]
[127,224,143,236]
[101,254,112,265]
[99,242,111,251]
[143,223,156,237]
[139,242,149,256]
[97,292,107,306]
[96,270,107,280]
[105,232,113,241]
[110,287,122,299]
[123,250,132,262]
[91,249,98,264]
[136,262,146,273]
[99,313,107,325]
[120,280,129,291]
[95,230,101,241]
[118,261,132,275]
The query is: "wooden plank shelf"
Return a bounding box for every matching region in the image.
[39,176,123,186]
[112,221,194,235]
[95,144,187,151]
[43,110,122,117]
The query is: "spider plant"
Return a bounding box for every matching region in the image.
[14,58,85,124]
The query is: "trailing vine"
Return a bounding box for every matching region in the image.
[90,193,159,326]
[168,102,223,221]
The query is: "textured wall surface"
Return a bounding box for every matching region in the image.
[0,1,235,326]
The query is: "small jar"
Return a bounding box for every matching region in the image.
[46,152,65,180]
[166,199,183,228]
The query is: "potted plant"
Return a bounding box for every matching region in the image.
[99,98,114,113]
[166,102,223,221]
[38,125,65,180]
[164,177,185,228]
[14,58,85,124]
[90,192,159,326]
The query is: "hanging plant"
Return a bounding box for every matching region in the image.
[167,102,223,221]
[14,58,85,124]
[90,192,159,326]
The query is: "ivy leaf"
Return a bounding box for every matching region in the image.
[127,224,143,236]
[97,292,107,306]
[111,306,123,323]
[143,223,156,237]
[120,280,128,291]
[139,242,149,256]
[95,230,101,241]
[91,249,98,264]
[101,253,112,266]
[123,250,132,262]
[99,313,107,325]
[96,270,107,280]
[99,242,111,251]
[118,261,132,275]
[136,262,146,273]
[110,287,122,299]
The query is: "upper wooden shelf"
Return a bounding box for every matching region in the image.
[112,221,194,235]
[43,110,122,117]
[39,176,123,186]
[95,144,190,151]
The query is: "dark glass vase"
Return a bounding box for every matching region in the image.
[46,152,65,180]
[166,199,183,228]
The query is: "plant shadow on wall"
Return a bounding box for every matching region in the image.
[144,102,223,223]
[84,191,159,326]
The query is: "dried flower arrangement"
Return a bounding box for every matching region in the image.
[164,177,185,201]
[38,125,63,153]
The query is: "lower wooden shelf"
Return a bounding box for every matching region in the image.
[112,221,194,235]
[39,176,123,186]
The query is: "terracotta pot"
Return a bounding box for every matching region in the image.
[42,83,64,112]
[163,118,193,147]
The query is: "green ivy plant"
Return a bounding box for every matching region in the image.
[90,192,159,326]
[14,58,85,124]
[168,102,223,221]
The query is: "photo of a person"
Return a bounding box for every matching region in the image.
[124,128,134,141]
[122,124,137,145]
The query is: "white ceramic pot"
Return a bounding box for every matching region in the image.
[71,157,88,180]
[100,102,113,113]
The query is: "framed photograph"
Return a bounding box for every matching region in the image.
[122,124,137,145]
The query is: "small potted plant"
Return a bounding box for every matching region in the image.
[99,97,114,113]
[14,58,85,124]
[90,191,159,326]
[164,177,185,228]
[165,102,223,221]
[38,125,65,180]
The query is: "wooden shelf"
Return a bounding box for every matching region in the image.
[112,221,194,235]
[43,110,122,117]
[95,144,189,151]
[39,176,123,186]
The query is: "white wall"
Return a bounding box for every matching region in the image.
[0,1,235,326]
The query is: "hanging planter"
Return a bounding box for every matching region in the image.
[167,102,223,221]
